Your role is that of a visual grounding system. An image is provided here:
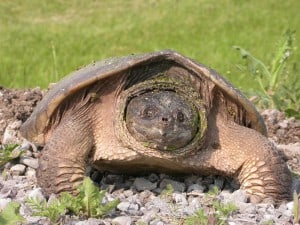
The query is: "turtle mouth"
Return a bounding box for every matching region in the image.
[115,77,207,158]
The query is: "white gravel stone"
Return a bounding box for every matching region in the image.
[75,218,107,225]
[25,167,36,179]
[172,193,188,205]
[19,156,39,169]
[10,164,26,175]
[2,121,22,144]
[117,201,130,211]
[112,216,132,225]
[187,183,205,193]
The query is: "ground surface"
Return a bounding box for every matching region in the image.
[0,87,299,225]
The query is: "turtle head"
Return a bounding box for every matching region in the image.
[126,91,199,151]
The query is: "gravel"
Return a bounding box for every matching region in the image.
[0,138,298,225]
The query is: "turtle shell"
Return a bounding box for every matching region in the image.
[20,50,267,144]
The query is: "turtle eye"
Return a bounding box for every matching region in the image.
[175,110,185,122]
[141,106,158,119]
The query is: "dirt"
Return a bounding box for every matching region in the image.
[0,86,43,145]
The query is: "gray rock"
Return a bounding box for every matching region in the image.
[278,142,300,158]
[187,183,205,193]
[117,201,130,211]
[75,218,107,225]
[134,177,157,191]
[184,175,198,186]
[238,202,257,214]
[150,219,165,225]
[2,120,22,144]
[221,189,248,206]
[283,201,294,217]
[138,208,159,224]
[172,193,188,205]
[278,120,289,129]
[148,173,159,182]
[19,156,39,169]
[159,179,185,192]
[25,167,36,179]
[187,196,202,210]
[112,216,132,225]
[10,164,26,175]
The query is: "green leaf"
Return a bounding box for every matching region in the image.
[60,192,82,215]
[78,177,101,217]
[0,202,26,225]
[0,144,23,168]
[26,196,66,223]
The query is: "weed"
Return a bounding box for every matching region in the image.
[184,186,238,225]
[184,208,208,225]
[0,202,25,225]
[212,200,238,225]
[294,191,300,224]
[234,30,300,119]
[26,177,120,223]
[160,183,175,201]
[0,144,23,168]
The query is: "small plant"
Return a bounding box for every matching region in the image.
[293,191,300,224]
[184,186,238,225]
[184,208,208,225]
[234,30,300,119]
[0,202,26,225]
[26,177,120,223]
[26,196,66,223]
[160,183,175,200]
[212,200,238,225]
[0,144,23,168]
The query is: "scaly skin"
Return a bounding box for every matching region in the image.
[37,109,93,195]
[180,115,292,203]
[37,94,292,203]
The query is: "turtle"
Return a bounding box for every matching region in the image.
[20,50,292,203]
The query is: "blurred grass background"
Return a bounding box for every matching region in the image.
[0,0,299,92]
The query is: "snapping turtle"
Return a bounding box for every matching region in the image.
[20,50,291,203]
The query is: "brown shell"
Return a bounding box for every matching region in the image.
[20,50,266,143]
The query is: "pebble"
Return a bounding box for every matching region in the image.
[159,178,186,192]
[19,156,39,169]
[75,218,106,225]
[133,177,157,191]
[25,167,36,179]
[2,121,22,145]
[10,164,26,175]
[111,216,132,225]
[187,183,205,193]
[117,201,130,211]
[172,193,188,205]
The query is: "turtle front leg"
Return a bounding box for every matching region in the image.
[237,141,292,203]
[37,116,93,196]
[214,120,292,203]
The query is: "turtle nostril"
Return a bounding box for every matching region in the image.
[162,117,168,122]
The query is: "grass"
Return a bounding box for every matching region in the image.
[0,0,299,92]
